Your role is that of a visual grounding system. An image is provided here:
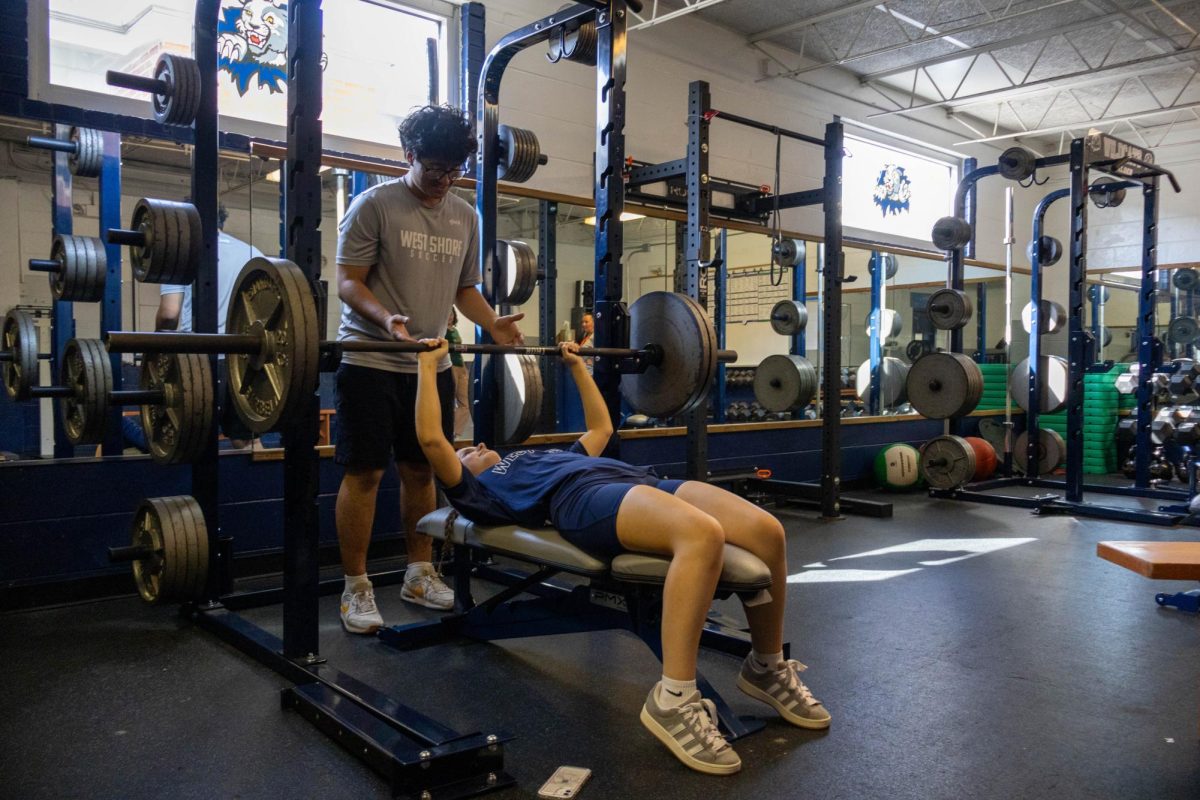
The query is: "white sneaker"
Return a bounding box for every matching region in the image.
[340,585,384,634]
[401,568,455,610]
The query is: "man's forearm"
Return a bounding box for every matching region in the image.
[339,276,393,331]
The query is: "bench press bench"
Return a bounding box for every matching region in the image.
[380,507,782,740]
[1097,541,1200,611]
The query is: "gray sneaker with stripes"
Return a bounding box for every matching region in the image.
[736,657,831,729]
[639,685,742,775]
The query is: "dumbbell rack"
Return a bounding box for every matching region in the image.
[930,132,1188,526]
[23,126,125,458]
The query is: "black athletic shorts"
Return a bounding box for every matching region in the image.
[334,363,455,469]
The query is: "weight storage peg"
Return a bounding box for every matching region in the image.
[110,495,209,604]
[104,258,738,436]
[2,309,53,402]
[497,124,548,183]
[29,234,107,303]
[107,53,201,126]
[997,146,1037,181]
[931,216,972,251]
[55,338,214,463]
[26,127,103,178]
[926,288,973,331]
[106,198,202,285]
[769,299,807,336]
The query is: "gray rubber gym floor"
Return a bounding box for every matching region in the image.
[2,491,1198,799]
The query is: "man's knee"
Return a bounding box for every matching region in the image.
[341,467,385,496]
[397,461,433,486]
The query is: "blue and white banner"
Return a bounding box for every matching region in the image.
[842,134,957,246]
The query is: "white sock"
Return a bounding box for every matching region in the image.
[344,574,371,594]
[657,676,697,709]
[405,561,432,581]
[751,650,784,671]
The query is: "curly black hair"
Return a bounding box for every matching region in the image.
[397,105,476,165]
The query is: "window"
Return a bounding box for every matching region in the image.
[840,134,958,248]
[37,0,452,150]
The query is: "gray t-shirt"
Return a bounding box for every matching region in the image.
[336,180,480,372]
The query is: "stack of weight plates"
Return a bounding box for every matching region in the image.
[975,362,1011,410]
[1083,369,1120,474]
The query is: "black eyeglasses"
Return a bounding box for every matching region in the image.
[419,162,467,181]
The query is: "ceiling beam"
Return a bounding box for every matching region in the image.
[952,101,1200,144]
[747,0,885,44]
[629,0,730,32]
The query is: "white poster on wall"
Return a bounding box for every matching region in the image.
[841,134,958,249]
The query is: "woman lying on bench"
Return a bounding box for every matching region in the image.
[414,339,829,775]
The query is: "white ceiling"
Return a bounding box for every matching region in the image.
[633,0,1200,152]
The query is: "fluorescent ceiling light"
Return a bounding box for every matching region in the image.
[583,212,646,225]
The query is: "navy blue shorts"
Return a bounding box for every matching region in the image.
[549,478,687,559]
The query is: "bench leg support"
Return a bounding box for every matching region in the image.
[1155,588,1200,612]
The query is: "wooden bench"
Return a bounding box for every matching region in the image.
[1097,541,1200,581]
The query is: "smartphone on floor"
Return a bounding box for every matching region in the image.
[537,766,592,799]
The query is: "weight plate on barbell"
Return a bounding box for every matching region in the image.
[496,240,537,306]
[131,495,208,604]
[226,257,321,434]
[50,234,106,303]
[906,352,983,420]
[927,288,973,331]
[1008,355,1070,414]
[1169,316,1200,345]
[753,354,817,412]
[488,353,542,445]
[1021,300,1066,335]
[1173,268,1199,292]
[1014,428,1066,476]
[621,292,716,419]
[855,356,909,408]
[140,352,214,465]
[769,299,807,336]
[69,127,103,178]
[3,308,38,402]
[919,434,977,490]
[59,338,111,445]
[152,53,201,126]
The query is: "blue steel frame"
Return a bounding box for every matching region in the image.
[867,251,883,416]
[538,199,559,432]
[49,124,74,457]
[714,228,728,423]
[975,283,987,359]
[930,134,1186,524]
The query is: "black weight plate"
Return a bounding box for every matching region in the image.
[1169,316,1200,345]
[129,198,168,282]
[1089,177,1126,209]
[498,124,540,183]
[1021,300,1065,334]
[226,257,321,434]
[906,352,983,419]
[3,308,38,401]
[497,240,537,305]
[171,201,202,285]
[621,292,715,419]
[865,308,903,339]
[1026,235,1063,267]
[492,353,542,445]
[1087,285,1111,303]
[59,338,111,445]
[773,238,805,268]
[919,435,977,489]
[998,146,1036,181]
[931,216,972,250]
[153,54,200,126]
[1173,268,1200,291]
[769,299,807,336]
[74,235,107,303]
[978,416,1008,451]
[69,127,103,177]
[869,253,898,279]
[131,497,167,603]
[928,288,973,331]
[753,354,816,412]
[140,352,214,464]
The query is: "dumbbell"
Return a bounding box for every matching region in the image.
[1150,447,1174,482]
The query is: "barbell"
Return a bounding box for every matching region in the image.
[103,257,736,437]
